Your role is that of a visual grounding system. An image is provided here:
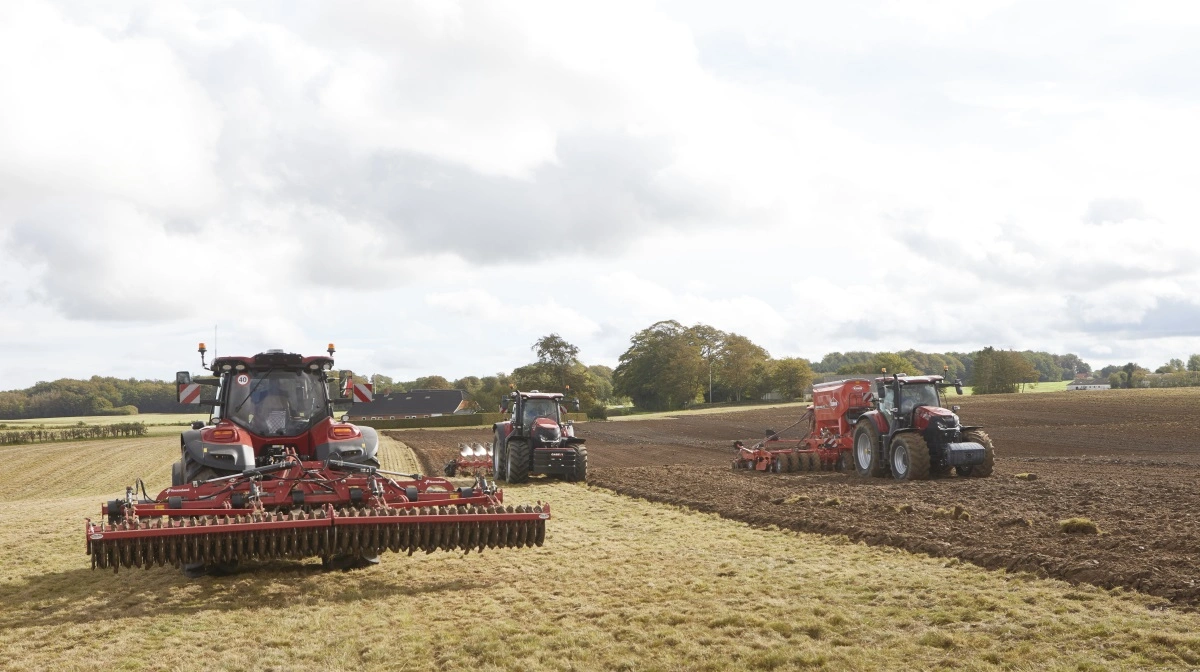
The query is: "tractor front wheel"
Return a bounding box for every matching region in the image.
[171,460,184,486]
[506,439,531,484]
[890,434,930,481]
[959,430,995,477]
[568,446,587,482]
[853,420,887,478]
[492,432,507,481]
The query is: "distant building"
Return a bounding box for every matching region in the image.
[346,389,474,421]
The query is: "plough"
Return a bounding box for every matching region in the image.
[444,442,493,477]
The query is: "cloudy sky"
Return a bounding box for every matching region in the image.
[2,0,1198,389]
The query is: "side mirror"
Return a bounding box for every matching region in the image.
[176,371,192,385]
[501,397,510,412]
[573,398,581,412]
[955,383,964,395]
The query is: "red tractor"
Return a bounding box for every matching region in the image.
[852,373,995,481]
[86,344,549,576]
[492,390,586,483]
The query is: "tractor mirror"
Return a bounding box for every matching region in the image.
[573,398,581,412]
[955,382,964,395]
[176,371,192,385]
[501,397,510,412]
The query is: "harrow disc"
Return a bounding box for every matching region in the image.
[88,504,547,573]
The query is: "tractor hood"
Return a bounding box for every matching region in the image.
[913,405,958,432]
[531,417,564,446]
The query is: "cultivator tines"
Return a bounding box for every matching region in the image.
[87,458,549,573]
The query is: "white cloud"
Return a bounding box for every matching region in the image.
[2,0,1200,389]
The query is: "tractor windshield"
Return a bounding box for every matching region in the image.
[225,369,329,436]
[522,398,560,426]
[899,383,941,415]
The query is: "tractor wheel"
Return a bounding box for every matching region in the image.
[890,434,930,481]
[492,432,507,481]
[506,439,531,484]
[959,430,995,477]
[171,460,184,487]
[853,420,887,478]
[568,446,587,482]
[443,461,458,477]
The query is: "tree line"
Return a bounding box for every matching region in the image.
[0,422,148,445]
[0,377,193,420]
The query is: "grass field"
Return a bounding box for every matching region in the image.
[4,435,1200,670]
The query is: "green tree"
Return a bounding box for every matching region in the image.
[613,320,706,411]
[410,375,453,390]
[716,334,770,402]
[1188,354,1200,372]
[532,334,581,390]
[837,353,917,376]
[772,357,814,400]
[685,324,726,403]
[972,347,1039,394]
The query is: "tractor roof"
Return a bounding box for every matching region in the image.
[210,350,335,373]
[515,390,565,400]
[875,375,945,385]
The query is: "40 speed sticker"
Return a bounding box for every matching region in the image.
[236,374,250,385]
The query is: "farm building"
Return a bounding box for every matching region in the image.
[1067,382,1111,391]
[346,389,474,421]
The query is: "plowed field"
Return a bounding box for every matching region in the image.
[388,388,1200,608]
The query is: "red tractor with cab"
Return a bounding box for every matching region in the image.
[492,390,586,483]
[852,373,995,481]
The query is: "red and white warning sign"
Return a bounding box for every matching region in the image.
[178,383,202,404]
[236,374,250,386]
[351,382,374,403]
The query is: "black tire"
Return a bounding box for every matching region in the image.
[443,461,458,477]
[171,460,184,487]
[569,446,587,482]
[853,420,887,477]
[890,433,930,481]
[492,432,507,481]
[835,452,847,472]
[960,429,995,477]
[506,438,531,484]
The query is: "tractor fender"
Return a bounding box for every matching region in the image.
[314,425,379,464]
[493,421,515,441]
[181,431,254,473]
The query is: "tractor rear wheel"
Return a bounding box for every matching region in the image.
[506,439,531,484]
[492,432,507,481]
[568,446,587,482]
[890,434,930,481]
[853,420,887,478]
[959,430,995,477]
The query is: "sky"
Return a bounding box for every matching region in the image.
[2,0,1199,389]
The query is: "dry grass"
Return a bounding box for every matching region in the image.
[3,437,1200,670]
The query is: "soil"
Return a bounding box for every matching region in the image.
[386,388,1200,608]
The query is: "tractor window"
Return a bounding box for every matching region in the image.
[522,398,559,425]
[226,369,329,436]
[899,384,940,415]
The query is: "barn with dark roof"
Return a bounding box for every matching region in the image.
[346,389,474,421]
